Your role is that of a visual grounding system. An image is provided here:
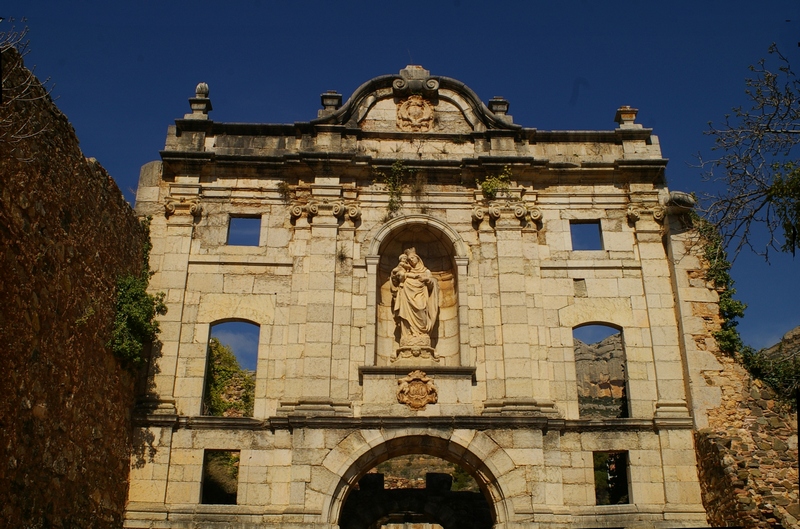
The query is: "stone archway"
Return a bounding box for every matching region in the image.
[321,430,515,529]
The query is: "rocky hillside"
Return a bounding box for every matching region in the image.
[574,333,627,418]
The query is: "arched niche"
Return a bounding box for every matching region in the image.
[365,216,469,367]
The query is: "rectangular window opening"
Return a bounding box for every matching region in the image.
[201,450,240,504]
[593,451,629,505]
[570,220,603,251]
[227,216,261,246]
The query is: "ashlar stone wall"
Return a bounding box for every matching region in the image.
[127,67,718,529]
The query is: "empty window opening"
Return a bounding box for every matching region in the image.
[227,216,261,246]
[593,451,629,505]
[570,220,603,251]
[574,324,628,418]
[203,321,259,417]
[201,450,240,504]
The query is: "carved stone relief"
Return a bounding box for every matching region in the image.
[397,95,434,132]
[397,370,438,410]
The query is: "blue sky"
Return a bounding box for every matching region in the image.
[4,1,799,350]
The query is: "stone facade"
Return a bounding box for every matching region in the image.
[127,66,728,528]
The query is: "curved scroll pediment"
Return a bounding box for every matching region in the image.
[311,65,520,133]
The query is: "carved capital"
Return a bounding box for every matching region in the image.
[472,201,542,227]
[290,200,362,221]
[164,197,202,218]
[397,370,438,411]
[626,205,641,223]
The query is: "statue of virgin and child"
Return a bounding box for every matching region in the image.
[390,248,439,359]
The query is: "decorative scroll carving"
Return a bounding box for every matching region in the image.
[626,205,641,223]
[397,95,434,132]
[652,206,666,223]
[397,370,438,411]
[289,201,361,221]
[392,77,440,99]
[189,201,203,217]
[346,204,362,220]
[472,201,541,226]
[164,197,202,218]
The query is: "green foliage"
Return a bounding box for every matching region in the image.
[477,166,512,200]
[375,160,414,215]
[740,346,800,407]
[450,463,479,492]
[108,217,167,369]
[693,213,800,404]
[276,181,292,203]
[769,162,800,254]
[202,450,240,504]
[593,452,629,505]
[203,337,255,417]
[692,212,747,354]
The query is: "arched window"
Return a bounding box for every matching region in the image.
[202,321,260,417]
[573,324,628,419]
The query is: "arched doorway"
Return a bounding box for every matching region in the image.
[329,434,504,529]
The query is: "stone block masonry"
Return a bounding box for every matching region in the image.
[126,67,720,528]
[0,48,148,527]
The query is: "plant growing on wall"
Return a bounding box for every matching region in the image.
[375,160,413,215]
[477,165,512,200]
[694,213,800,405]
[692,213,747,355]
[108,217,167,369]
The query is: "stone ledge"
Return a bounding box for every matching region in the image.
[132,413,693,433]
[188,254,293,267]
[541,259,641,270]
[358,365,477,384]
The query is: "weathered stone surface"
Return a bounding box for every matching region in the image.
[0,48,146,527]
[124,66,735,528]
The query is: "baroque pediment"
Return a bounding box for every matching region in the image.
[311,65,520,133]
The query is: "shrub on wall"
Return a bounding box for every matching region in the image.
[108,217,166,368]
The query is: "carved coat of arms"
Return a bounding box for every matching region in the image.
[396,95,434,132]
[397,370,438,410]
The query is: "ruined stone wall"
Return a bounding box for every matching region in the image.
[673,231,800,528]
[0,48,147,527]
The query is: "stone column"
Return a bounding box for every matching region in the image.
[634,216,691,420]
[476,228,506,401]
[496,224,533,399]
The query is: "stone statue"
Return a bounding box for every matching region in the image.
[391,248,439,360]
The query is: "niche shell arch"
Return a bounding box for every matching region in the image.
[366,215,469,366]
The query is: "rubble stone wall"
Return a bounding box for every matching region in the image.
[0,48,146,527]
[671,230,800,528]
